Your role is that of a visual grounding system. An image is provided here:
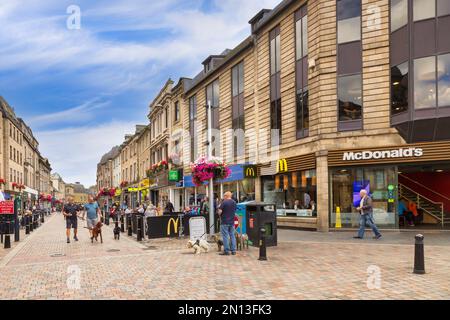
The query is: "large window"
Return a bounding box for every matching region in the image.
[438,53,450,107]
[438,0,450,16]
[270,99,282,146]
[414,56,436,109]
[391,0,408,31]
[413,0,435,21]
[189,95,197,162]
[391,62,409,114]
[174,101,180,122]
[270,26,282,145]
[295,6,309,139]
[206,79,220,130]
[270,31,281,75]
[337,0,361,44]
[262,170,317,217]
[338,75,362,121]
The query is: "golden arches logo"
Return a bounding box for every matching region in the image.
[245,166,256,178]
[167,218,179,236]
[277,159,288,173]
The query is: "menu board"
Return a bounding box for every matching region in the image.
[0,201,14,215]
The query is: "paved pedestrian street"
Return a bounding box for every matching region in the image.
[0,213,449,300]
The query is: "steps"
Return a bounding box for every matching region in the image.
[399,183,450,226]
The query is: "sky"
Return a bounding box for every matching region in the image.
[0,0,280,187]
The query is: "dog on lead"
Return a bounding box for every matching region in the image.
[92,221,103,243]
[113,222,121,240]
[187,239,210,254]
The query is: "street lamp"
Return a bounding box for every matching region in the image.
[206,100,216,236]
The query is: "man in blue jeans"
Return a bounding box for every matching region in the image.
[218,191,237,256]
[354,189,382,240]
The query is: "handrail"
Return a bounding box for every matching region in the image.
[399,183,444,207]
[399,174,450,202]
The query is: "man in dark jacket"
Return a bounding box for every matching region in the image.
[218,192,237,256]
[354,189,382,240]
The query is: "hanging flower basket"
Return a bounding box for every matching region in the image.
[0,178,5,186]
[190,156,231,187]
[120,181,128,188]
[99,188,116,197]
[147,160,169,177]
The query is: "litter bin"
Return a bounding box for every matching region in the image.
[246,203,277,247]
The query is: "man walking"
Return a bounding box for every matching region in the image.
[218,191,237,256]
[354,189,382,240]
[63,196,79,243]
[83,196,102,241]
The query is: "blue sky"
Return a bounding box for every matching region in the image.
[0,0,280,187]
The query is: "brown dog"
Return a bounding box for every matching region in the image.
[92,221,103,243]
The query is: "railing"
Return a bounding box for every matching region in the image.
[399,183,445,227]
[399,174,450,202]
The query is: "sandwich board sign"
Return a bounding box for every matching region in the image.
[189,216,207,242]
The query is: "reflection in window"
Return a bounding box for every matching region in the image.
[391,0,408,31]
[337,0,361,43]
[438,53,450,107]
[270,34,281,75]
[391,62,409,114]
[296,88,309,138]
[413,0,436,21]
[414,56,436,109]
[438,0,450,16]
[338,74,362,121]
[296,15,308,60]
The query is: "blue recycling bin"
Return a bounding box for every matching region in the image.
[236,202,252,235]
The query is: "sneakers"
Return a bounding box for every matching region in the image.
[67,238,70,244]
[219,252,230,256]
[74,236,79,242]
[353,236,363,239]
[231,252,237,256]
[373,234,382,240]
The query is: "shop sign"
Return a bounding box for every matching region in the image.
[168,170,180,182]
[128,188,139,192]
[0,201,14,214]
[244,165,257,178]
[167,217,180,236]
[276,159,288,173]
[343,148,424,161]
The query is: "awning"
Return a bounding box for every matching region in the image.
[24,187,39,196]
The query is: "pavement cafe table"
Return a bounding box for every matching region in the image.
[146,213,210,239]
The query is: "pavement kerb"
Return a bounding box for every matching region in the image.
[0,213,58,268]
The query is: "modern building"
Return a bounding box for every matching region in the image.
[97,0,450,231]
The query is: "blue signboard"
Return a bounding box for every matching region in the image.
[184,164,245,187]
[353,180,370,207]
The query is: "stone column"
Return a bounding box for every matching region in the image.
[316,150,329,232]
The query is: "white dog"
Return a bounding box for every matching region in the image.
[187,239,210,254]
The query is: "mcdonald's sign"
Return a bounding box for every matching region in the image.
[244,165,257,178]
[276,159,288,173]
[167,217,180,236]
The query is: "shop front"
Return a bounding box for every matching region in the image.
[260,154,317,229]
[327,141,450,230]
[150,171,171,211]
[168,169,184,212]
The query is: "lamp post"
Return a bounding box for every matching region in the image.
[207,100,215,236]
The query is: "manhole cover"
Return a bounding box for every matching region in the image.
[50,253,66,257]
[143,246,158,251]
[106,249,121,253]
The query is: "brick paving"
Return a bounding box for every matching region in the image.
[0,213,449,300]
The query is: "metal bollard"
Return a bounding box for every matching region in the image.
[120,215,125,233]
[414,234,425,274]
[137,216,142,242]
[258,227,267,261]
[25,216,30,235]
[41,212,45,223]
[29,215,34,232]
[127,216,132,236]
[4,222,11,249]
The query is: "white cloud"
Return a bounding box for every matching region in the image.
[35,121,136,187]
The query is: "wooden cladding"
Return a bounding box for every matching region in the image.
[328,141,450,167]
[258,152,316,175]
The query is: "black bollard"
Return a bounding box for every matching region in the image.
[4,234,11,249]
[414,234,425,274]
[127,216,132,236]
[29,215,34,232]
[25,216,30,235]
[120,215,125,233]
[258,227,267,261]
[41,212,44,223]
[14,218,20,242]
[137,216,142,242]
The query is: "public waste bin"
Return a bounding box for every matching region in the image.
[246,203,277,247]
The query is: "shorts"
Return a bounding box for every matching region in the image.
[87,218,99,229]
[66,217,78,229]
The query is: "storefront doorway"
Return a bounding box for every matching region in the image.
[398,162,450,229]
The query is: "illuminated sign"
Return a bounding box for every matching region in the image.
[244,165,257,178]
[276,159,288,173]
[343,148,424,161]
[168,170,180,182]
